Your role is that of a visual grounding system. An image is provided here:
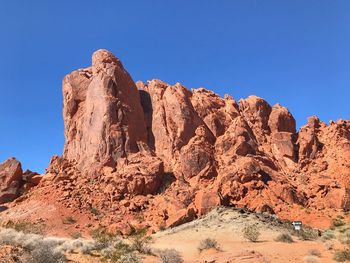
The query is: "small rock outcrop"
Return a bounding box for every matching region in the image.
[0,158,40,204]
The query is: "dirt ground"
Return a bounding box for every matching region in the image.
[2,207,348,262]
[143,208,336,262]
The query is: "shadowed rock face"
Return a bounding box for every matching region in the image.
[2,49,349,232]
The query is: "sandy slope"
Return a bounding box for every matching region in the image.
[145,207,335,262]
[1,207,346,262]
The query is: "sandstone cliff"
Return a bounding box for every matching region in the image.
[1,49,349,232]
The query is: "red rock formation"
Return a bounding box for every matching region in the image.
[1,49,349,232]
[63,49,149,170]
[0,158,40,204]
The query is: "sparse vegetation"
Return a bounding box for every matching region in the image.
[90,207,100,216]
[100,240,134,262]
[90,226,138,262]
[89,225,151,261]
[335,227,350,245]
[0,207,342,262]
[334,249,350,262]
[119,252,141,263]
[158,248,184,263]
[303,255,320,263]
[128,227,153,254]
[26,242,67,263]
[324,240,334,250]
[3,220,44,235]
[0,227,97,257]
[321,230,335,240]
[70,232,82,239]
[63,216,77,225]
[332,217,345,228]
[198,238,220,252]
[297,227,319,241]
[275,233,293,243]
[339,227,350,234]
[90,225,118,249]
[307,249,321,257]
[345,229,350,238]
[242,224,260,242]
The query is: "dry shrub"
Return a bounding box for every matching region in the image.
[298,227,318,241]
[198,238,220,252]
[321,230,335,240]
[334,249,350,262]
[323,241,334,250]
[242,224,260,242]
[341,229,350,245]
[0,227,97,255]
[275,233,293,243]
[3,220,44,235]
[307,249,321,257]
[128,227,152,254]
[63,216,76,225]
[158,248,184,263]
[332,218,345,228]
[345,229,350,238]
[303,255,320,263]
[26,243,67,263]
[90,226,150,262]
[100,240,133,262]
[119,252,141,263]
[90,225,120,250]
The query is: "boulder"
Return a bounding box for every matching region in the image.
[194,190,221,216]
[0,158,23,204]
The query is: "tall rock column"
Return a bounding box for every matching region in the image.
[268,104,297,170]
[62,49,148,169]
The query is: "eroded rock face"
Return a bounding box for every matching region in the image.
[42,50,350,226]
[63,49,148,169]
[2,49,349,232]
[0,158,40,204]
[239,95,272,144]
[0,158,23,204]
[268,104,297,170]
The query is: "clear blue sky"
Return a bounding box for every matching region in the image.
[0,0,349,173]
